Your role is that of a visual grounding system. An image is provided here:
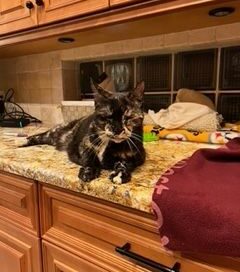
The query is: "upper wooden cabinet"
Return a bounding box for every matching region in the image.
[0,0,109,35]
[0,0,238,49]
[37,0,109,25]
[0,1,38,35]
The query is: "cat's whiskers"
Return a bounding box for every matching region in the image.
[88,131,105,141]
[131,130,143,137]
[130,134,143,144]
[92,135,109,161]
[80,134,104,157]
[92,136,107,153]
[128,137,144,159]
[126,139,133,154]
[131,131,142,139]
[124,126,132,137]
[79,136,108,164]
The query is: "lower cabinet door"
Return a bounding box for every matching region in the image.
[0,219,42,272]
[42,241,111,272]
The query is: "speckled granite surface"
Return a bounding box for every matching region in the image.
[0,125,216,213]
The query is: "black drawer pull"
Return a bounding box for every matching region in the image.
[115,243,180,272]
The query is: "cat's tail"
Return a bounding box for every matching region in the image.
[20,130,54,147]
[20,120,78,148]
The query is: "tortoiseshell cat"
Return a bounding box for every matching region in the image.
[23,78,146,184]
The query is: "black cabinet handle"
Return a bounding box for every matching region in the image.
[115,243,181,272]
[26,1,34,9]
[35,0,44,6]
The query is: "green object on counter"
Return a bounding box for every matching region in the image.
[143,132,158,142]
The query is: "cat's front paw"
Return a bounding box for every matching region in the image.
[79,167,100,182]
[109,169,131,184]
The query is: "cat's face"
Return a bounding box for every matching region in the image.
[93,82,144,143]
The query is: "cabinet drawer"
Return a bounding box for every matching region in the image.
[40,185,240,272]
[0,218,42,272]
[0,172,39,234]
[43,240,123,272]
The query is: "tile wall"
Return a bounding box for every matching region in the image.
[62,104,94,123]
[0,22,240,125]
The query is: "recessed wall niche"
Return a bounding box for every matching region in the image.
[61,46,240,122]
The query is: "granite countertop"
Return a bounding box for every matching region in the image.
[0,125,213,213]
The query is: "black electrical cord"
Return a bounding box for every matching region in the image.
[0,88,42,123]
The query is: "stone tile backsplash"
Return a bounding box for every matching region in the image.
[61,105,94,123]
[19,103,63,126]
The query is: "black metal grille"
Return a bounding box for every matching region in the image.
[217,94,240,122]
[220,46,240,90]
[137,54,171,92]
[205,93,216,105]
[143,94,171,112]
[175,49,217,90]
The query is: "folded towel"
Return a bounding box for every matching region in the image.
[152,138,240,256]
[148,102,214,129]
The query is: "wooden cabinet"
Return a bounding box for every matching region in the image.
[42,241,110,272]
[0,171,239,272]
[0,0,109,35]
[0,172,39,234]
[0,0,236,55]
[40,186,142,272]
[0,218,42,272]
[0,1,37,35]
[37,0,109,25]
[0,172,41,272]
[39,185,240,272]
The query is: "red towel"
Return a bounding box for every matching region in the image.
[152,138,240,256]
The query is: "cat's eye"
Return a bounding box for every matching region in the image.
[96,115,105,122]
[124,116,142,126]
[98,115,111,123]
[124,116,132,121]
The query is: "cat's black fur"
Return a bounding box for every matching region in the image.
[22,80,145,184]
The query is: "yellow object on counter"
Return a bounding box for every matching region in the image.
[143,125,240,144]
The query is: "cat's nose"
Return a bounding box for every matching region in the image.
[113,127,124,135]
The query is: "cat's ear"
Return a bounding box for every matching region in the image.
[128,81,145,102]
[91,77,115,99]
